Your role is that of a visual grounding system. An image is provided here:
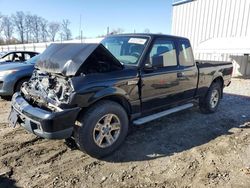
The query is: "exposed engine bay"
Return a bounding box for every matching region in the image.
[20,62,120,112]
[19,43,123,112]
[21,70,74,112]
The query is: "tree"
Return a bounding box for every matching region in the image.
[0,13,4,45]
[24,14,33,43]
[110,28,124,35]
[0,11,75,44]
[12,11,26,43]
[0,13,3,33]
[40,18,48,42]
[48,22,60,42]
[30,15,42,43]
[61,19,72,40]
[2,16,14,44]
[144,28,150,33]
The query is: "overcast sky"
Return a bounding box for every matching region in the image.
[0,0,173,38]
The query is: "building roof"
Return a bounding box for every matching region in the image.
[172,0,194,6]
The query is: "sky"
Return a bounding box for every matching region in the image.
[0,0,173,38]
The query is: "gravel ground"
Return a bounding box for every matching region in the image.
[0,78,250,188]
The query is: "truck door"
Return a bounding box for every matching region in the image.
[140,38,198,114]
[176,39,198,100]
[140,37,181,113]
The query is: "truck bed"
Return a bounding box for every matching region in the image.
[196,60,233,98]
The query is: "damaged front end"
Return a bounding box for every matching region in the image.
[9,43,123,139]
[10,69,81,139]
[19,43,123,112]
[21,70,74,112]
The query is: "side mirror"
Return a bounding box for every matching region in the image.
[143,63,156,73]
[152,56,164,68]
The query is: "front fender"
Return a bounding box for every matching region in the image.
[88,87,129,104]
[71,86,130,108]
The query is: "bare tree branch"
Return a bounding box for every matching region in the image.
[48,22,60,42]
[24,14,33,43]
[30,15,42,43]
[144,28,150,33]
[110,28,124,35]
[12,11,25,43]
[40,18,48,42]
[0,11,75,44]
[61,19,72,40]
[2,16,14,44]
[0,13,4,33]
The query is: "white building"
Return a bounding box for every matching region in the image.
[172,0,250,76]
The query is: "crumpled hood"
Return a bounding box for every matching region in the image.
[35,43,122,76]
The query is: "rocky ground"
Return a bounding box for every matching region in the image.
[0,78,250,188]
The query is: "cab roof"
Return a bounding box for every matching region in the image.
[106,33,190,41]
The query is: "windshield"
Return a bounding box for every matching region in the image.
[0,52,7,58]
[25,54,40,64]
[101,36,149,65]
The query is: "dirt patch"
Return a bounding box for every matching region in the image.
[0,78,250,188]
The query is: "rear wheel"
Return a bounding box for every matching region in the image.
[74,100,129,158]
[200,82,222,113]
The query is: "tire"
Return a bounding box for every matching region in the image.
[199,82,222,114]
[1,96,12,101]
[74,100,129,158]
[15,78,29,93]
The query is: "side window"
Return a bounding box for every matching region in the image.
[30,53,37,58]
[24,53,31,61]
[2,53,13,62]
[178,40,194,66]
[13,53,23,62]
[149,38,177,67]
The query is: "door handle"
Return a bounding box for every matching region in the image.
[177,72,184,78]
[127,79,139,86]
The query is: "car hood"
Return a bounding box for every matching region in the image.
[0,62,33,71]
[35,43,123,77]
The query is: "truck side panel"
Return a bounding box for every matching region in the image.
[196,61,233,98]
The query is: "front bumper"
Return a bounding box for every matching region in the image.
[0,76,15,96]
[10,93,81,139]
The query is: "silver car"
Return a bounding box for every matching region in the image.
[0,55,39,97]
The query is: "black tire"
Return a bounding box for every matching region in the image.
[15,78,29,92]
[74,100,129,158]
[199,82,222,113]
[1,96,12,101]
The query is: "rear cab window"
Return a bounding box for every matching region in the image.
[178,39,194,66]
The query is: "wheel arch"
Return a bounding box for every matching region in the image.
[76,87,133,121]
[211,76,224,98]
[14,76,31,92]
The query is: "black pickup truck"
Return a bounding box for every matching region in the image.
[9,34,233,158]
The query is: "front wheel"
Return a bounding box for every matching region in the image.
[74,100,129,158]
[15,78,29,92]
[199,82,222,113]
